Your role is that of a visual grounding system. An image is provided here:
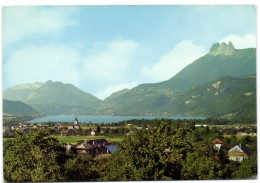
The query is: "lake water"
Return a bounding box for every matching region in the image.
[28,115,205,123]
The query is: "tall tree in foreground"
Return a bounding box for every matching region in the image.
[3,130,70,182]
[181,151,226,179]
[101,119,192,180]
[231,153,257,179]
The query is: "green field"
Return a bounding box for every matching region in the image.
[54,135,124,144]
[3,135,124,144]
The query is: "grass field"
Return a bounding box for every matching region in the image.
[54,135,124,144]
[3,135,124,144]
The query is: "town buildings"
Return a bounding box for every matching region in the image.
[228,144,253,162]
[67,139,117,157]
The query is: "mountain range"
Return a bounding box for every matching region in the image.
[3,42,256,121]
[3,99,38,116]
[3,80,101,115]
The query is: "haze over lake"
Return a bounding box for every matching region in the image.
[28,115,206,123]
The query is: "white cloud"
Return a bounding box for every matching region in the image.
[3,6,77,46]
[219,34,256,49]
[142,40,206,82]
[83,40,139,82]
[96,82,138,100]
[4,44,80,87]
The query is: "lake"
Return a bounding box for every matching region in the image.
[28,115,205,123]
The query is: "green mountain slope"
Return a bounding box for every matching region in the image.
[161,76,256,121]
[158,48,256,91]
[3,80,101,115]
[3,99,38,116]
[104,88,130,102]
[3,82,43,103]
[100,43,256,117]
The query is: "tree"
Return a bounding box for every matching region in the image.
[192,131,202,142]
[96,125,101,134]
[65,154,102,181]
[205,126,210,133]
[229,136,238,148]
[3,130,70,182]
[191,121,196,130]
[181,151,226,180]
[232,153,257,179]
[101,119,192,181]
[240,135,252,145]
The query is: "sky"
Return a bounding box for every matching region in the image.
[2,5,256,100]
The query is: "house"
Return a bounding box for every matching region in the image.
[212,138,224,151]
[75,139,116,157]
[195,124,208,127]
[39,125,49,130]
[77,139,110,148]
[127,130,134,136]
[3,128,15,137]
[20,128,31,134]
[222,125,228,129]
[105,144,117,154]
[241,132,249,136]
[228,144,254,162]
[66,143,77,152]
[76,146,109,156]
[60,129,75,136]
[3,126,11,132]
[59,117,80,130]
[7,132,15,137]
[239,125,246,129]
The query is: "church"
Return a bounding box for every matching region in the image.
[59,117,81,130]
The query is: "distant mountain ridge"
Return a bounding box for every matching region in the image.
[3,80,101,115]
[3,42,257,121]
[3,99,38,116]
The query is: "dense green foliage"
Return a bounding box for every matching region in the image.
[3,99,38,116]
[181,151,224,179]
[3,130,70,182]
[3,119,257,181]
[231,153,257,179]
[101,120,192,180]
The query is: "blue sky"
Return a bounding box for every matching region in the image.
[2,5,256,99]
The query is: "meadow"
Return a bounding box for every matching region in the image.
[55,135,124,144]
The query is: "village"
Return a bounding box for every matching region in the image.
[3,117,257,162]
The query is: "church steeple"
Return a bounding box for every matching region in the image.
[74,117,78,125]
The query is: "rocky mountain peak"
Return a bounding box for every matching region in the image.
[209,41,235,56]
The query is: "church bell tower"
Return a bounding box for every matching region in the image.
[74,117,78,125]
